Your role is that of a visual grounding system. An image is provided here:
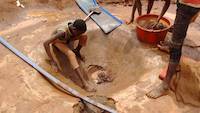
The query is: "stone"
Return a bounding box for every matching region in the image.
[87,65,113,84]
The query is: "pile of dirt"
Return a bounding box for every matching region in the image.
[87,65,113,84]
[171,57,200,107]
[73,95,116,113]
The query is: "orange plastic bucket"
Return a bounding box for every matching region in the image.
[136,14,171,44]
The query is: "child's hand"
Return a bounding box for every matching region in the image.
[73,50,86,62]
[79,55,86,62]
[77,53,86,62]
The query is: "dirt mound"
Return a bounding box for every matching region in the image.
[73,95,116,113]
[87,65,113,84]
[171,57,200,107]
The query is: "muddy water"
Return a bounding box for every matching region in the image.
[139,19,167,30]
[138,18,169,30]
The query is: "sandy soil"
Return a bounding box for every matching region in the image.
[0,0,200,113]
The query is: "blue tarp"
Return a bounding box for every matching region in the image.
[75,0,123,34]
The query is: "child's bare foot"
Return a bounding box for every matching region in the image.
[159,67,168,80]
[168,25,174,33]
[125,20,134,25]
[51,61,59,72]
[146,82,169,99]
[157,41,170,53]
[159,65,181,80]
[45,59,59,72]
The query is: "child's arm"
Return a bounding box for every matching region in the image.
[76,35,87,52]
[74,44,82,53]
[43,31,65,62]
[73,35,88,61]
[157,0,170,22]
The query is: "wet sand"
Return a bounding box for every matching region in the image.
[0,1,200,113]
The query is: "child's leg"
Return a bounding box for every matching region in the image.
[50,44,63,69]
[126,0,138,24]
[54,43,95,92]
[136,0,142,16]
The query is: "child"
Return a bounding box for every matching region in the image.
[44,19,95,92]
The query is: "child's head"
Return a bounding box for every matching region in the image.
[70,19,87,36]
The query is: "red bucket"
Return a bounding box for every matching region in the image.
[136,14,171,44]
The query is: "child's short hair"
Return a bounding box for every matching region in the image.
[73,19,87,33]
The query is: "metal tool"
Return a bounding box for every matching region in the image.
[84,6,101,21]
[75,0,123,34]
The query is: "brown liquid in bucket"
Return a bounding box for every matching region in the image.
[138,19,168,30]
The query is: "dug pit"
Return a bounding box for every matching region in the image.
[1,1,200,113]
[49,26,167,96]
